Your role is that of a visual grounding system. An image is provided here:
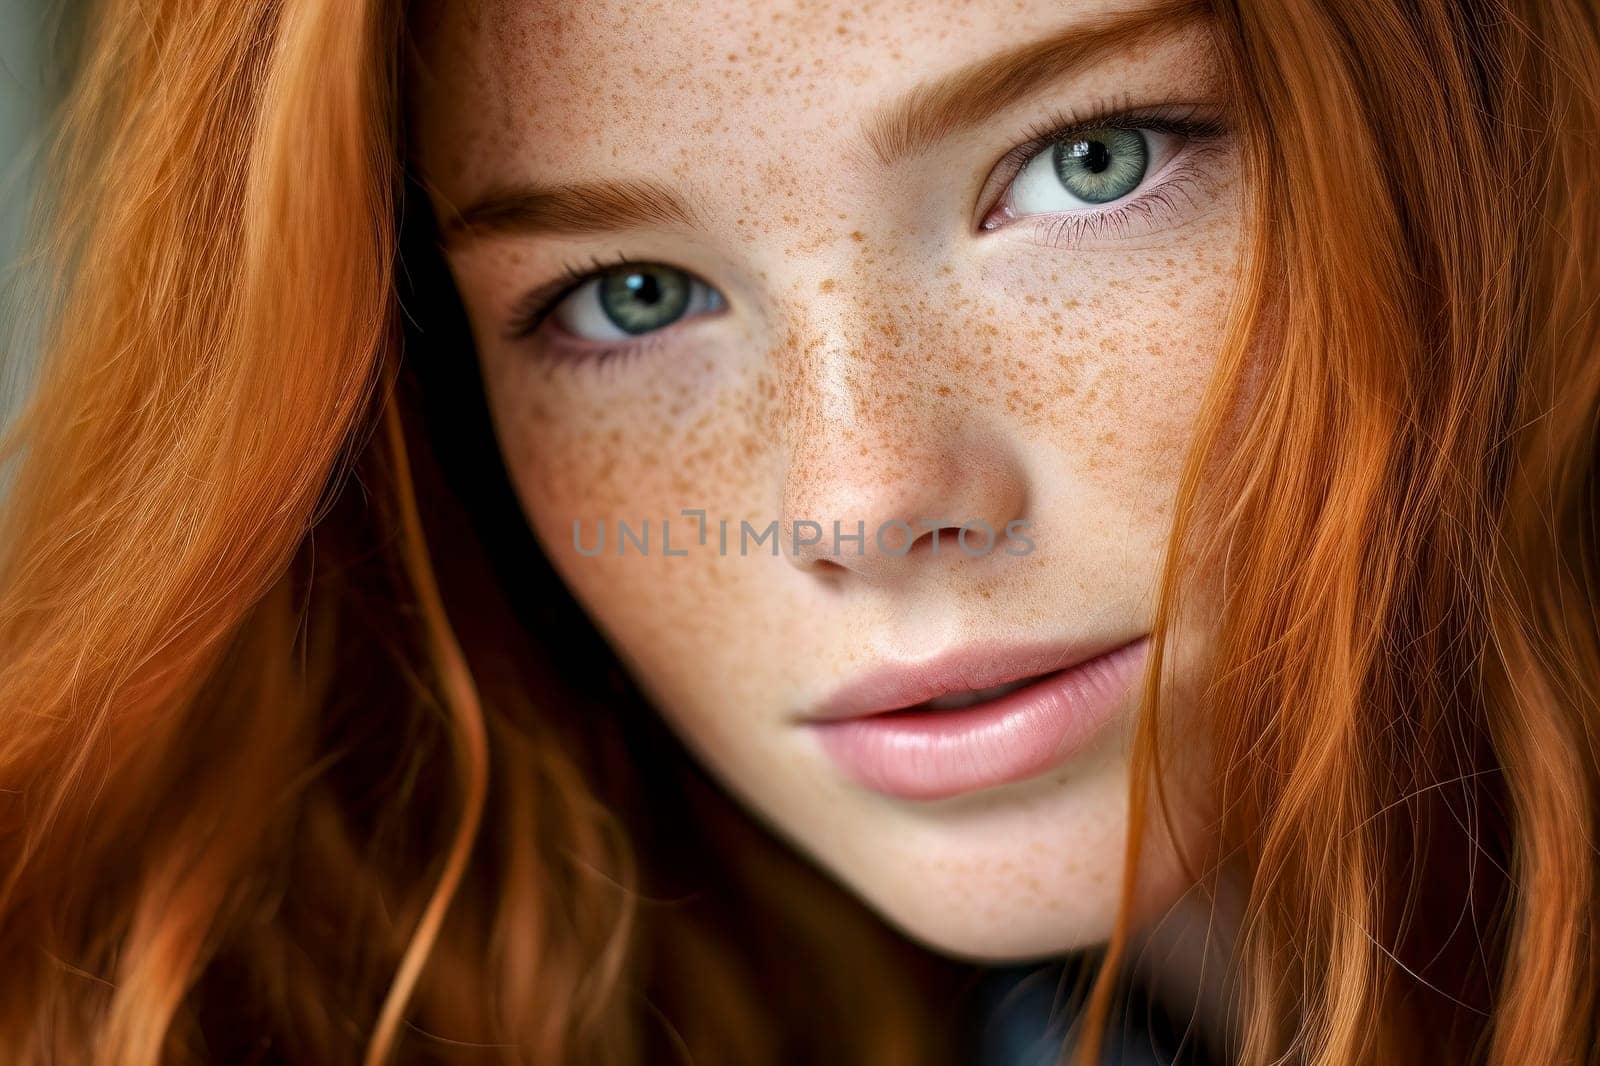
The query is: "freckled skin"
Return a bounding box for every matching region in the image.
[413,0,1242,959]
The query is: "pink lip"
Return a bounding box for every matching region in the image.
[802,635,1150,801]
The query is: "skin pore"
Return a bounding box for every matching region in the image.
[409,0,1242,962]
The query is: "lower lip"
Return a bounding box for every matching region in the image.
[806,636,1150,801]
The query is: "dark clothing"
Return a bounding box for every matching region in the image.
[971,958,1220,1066]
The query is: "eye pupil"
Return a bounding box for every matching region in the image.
[1052,128,1149,204]
[600,265,690,334]
[624,272,659,301]
[1073,139,1112,174]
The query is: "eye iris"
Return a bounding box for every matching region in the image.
[1051,127,1149,204]
[599,265,691,334]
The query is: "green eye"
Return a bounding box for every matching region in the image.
[599,264,691,334]
[1051,127,1149,204]
[548,262,725,343]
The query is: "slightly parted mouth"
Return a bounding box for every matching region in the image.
[802,636,1154,801]
[885,674,1043,713]
[801,634,1149,723]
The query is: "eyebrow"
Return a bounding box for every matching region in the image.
[441,0,1207,245]
[441,179,696,245]
[862,0,1208,166]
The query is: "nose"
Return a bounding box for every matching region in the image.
[777,312,1031,583]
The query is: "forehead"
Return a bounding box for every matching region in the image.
[408,0,1191,199]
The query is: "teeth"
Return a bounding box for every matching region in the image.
[920,676,1034,711]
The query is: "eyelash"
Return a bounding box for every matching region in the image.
[504,98,1232,360]
[504,252,639,350]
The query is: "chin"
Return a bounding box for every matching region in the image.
[872,842,1192,963]
[795,759,1198,964]
[882,886,1126,964]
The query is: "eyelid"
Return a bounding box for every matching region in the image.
[972,100,1229,232]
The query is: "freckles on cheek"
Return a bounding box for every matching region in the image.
[1005,228,1244,491]
[485,350,773,524]
[479,349,797,679]
[446,276,761,680]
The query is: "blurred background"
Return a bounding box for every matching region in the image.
[0,0,50,428]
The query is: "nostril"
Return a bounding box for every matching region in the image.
[901,521,966,558]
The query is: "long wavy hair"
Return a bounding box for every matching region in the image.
[1,1,1595,1063]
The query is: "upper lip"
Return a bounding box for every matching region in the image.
[801,634,1147,722]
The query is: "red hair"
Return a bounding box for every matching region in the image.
[1088,2,1600,1061]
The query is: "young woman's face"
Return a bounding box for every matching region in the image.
[413,0,1242,959]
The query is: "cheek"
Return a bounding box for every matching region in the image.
[487,351,748,516]
[999,227,1242,489]
[479,346,817,744]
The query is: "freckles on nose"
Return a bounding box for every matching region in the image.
[755,247,1031,539]
[763,237,1099,443]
